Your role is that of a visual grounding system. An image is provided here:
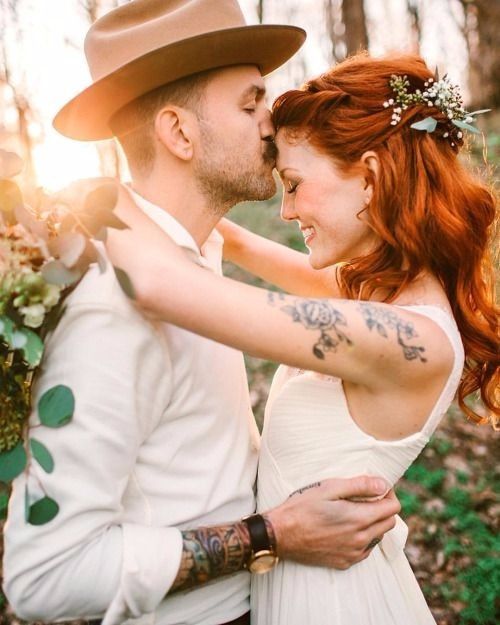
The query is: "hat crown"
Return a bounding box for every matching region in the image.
[85,0,247,81]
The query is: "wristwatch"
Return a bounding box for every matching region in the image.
[241,513,279,574]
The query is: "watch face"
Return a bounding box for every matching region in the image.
[249,552,278,575]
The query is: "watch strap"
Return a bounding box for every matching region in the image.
[242,513,271,553]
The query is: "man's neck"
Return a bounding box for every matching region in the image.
[130,176,224,249]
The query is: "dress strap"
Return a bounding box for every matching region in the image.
[395,305,465,436]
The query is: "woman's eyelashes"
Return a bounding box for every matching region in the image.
[286,180,299,194]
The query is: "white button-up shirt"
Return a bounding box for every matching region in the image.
[4,192,260,625]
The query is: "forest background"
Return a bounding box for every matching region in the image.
[0,1,498,624]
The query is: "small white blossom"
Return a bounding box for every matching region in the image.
[457,131,463,139]
[383,101,389,108]
[443,132,449,138]
[20,304,46,328]
[388,98,394,105]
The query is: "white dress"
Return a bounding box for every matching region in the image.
[252,305,464,625]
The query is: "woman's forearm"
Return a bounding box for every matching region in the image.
[221,219,340,297]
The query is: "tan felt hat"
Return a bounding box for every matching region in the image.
[53,0,306,141]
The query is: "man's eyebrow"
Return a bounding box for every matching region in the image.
[239,84,266,102]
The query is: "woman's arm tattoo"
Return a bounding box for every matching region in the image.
[358,302,427,362]
[268,294,353,360]
[171,519,276,594]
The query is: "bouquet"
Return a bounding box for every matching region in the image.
[0,149,129,525]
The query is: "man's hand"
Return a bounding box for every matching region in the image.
[265,476,401,570]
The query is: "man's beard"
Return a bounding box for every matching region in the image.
[194,123,277,217]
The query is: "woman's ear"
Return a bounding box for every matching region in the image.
[154,106,196,161]
[360,150,379,201]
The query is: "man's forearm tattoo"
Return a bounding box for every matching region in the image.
[171,519,274,593]
[358,302,427,362]
[268,294,353,360]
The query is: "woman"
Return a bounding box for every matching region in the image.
[107,54,498,624]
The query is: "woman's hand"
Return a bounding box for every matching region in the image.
[216,218,245,262]
[105,185,191,308]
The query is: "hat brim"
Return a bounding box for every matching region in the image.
[53,24,306,141]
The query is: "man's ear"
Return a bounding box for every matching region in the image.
[154,106,196,161]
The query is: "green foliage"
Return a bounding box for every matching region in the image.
[397,424,499,625]
[27,495,59,525]
[38,385,75,428]
[114,266,136,299]
[30,438,54,473]
[0,442,27,482]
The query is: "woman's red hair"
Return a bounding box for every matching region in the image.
[272,53,499,426]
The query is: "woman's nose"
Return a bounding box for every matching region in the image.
[280,194,297,222]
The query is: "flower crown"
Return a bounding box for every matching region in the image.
[383,70,490,147]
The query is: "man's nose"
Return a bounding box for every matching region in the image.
[260,107,275,141]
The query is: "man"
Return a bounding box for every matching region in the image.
[3,2,400,624]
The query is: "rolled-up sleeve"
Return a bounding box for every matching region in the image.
[3,302,182,622]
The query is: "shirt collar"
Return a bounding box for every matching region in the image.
[128,188,223,273]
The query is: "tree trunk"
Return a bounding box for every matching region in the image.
[406,0,421,54]
[257,0,264,24]
[342,0,368,56]
[469,0,500,108]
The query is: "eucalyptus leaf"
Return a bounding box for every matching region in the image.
[0,179,23,225]
[57,232,87,268]
[468,109,491,116]
[11,330,27,350]
[79,182,120,236]
[14,204,49,240]
[27,496,59,525]
[96,249,107,274]
[104,212,129,231]
[0,491,9,520]
[83,181,118,214]
[38,384,75,428]
[0,149,23,178]
[41,260,83,286]
[30,439,54,473]
[18,328,44,367]
[0,315,15,344]
[24,484,29,522]
[114,266,136,299]
[410,117,438,133]
[0,443,27,482]
[95,226,108,242]
[451,119,480,134]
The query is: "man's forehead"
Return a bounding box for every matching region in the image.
[206,65,265,93]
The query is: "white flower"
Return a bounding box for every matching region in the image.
[383,101,389,108]
[448,112,453,119]
[443,132,449,138]
[428,78,434,83]
[428,101,433,106]
[457,131,463,138]
[42,284,61,308]
[388,98,394,105]
[465,116,473,123]
[20,303,46,328]
[390,120,398,125]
